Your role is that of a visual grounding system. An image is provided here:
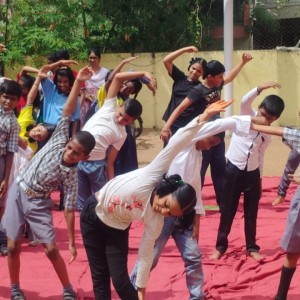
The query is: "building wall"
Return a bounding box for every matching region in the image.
[265,0,300,19]
[6,50,300,129]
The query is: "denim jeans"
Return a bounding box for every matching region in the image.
[130,217,205,300]
[278,148,300,197]
[77,159,107,212]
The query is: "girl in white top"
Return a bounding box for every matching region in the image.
[80,100,232,300]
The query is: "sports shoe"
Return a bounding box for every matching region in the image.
[11,291,26,300]
[0,243,8,256]
[63,292,77,300]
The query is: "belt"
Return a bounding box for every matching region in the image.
[17,178,50,200]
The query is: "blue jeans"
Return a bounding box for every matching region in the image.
[77,160,107,212]
[130,217,205,300]
[278,148,300,197]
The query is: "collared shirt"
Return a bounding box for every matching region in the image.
[41,78,80,125]
[226,87,271,173]
[0,106,20,156]
[283,127,300,153]
[18,116,77,210]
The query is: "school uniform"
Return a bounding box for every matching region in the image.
[1,116,77,243]
[0,106,20,244]
[280,127,300,252]
[215,87,271,254]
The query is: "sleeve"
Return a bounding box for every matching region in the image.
[283,128,300,153]
[186,86,201,105]
[62,169,78,211]
[142,118,206,183]
[7,120,20,153]
[48,116,71,145]
[135,213,164,288]
[41,77,54,95]
[191,115,252,143]
[171,65,186,82]
[240,87,259,116]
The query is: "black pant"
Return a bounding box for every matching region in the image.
[80,195,138,300]
[216,161,261,254]
[201,140,226,205]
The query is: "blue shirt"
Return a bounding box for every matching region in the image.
[41,78,80,125]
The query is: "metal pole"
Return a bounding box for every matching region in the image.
[224,0,234,118]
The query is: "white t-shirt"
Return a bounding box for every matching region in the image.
[82,97,127,161]
[95,117,205,288]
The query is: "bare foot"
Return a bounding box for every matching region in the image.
[248,251,265,262]
[272,195,285,206]
[209,250,223,260]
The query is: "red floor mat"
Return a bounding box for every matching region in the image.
[0,177,299,299]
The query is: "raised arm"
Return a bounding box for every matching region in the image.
[19,66,39,76]
[25,65,51,106]
[63,66,94,117]
[257,82,281,94]
[224,53,253,85]
[163,46,198,75]
[106,71,156,100]
[105,56,138,92]
[48,59,78,72]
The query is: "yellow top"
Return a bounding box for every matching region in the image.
[97,85,123,108]
[18,105,38,153]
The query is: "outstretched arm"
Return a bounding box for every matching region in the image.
[224,53,253,85]
[163,46,198,75]
[251,123,284,136]
[106,71,157,100]
[63,66,94,117]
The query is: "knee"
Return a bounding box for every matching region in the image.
[44,244,60,260]
[183,248,202,264]
[7,242,21,258]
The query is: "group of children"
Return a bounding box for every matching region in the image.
[0,44,298,300]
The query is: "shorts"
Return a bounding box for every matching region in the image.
[0,180,55,243]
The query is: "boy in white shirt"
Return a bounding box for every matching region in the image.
[210,82,285,262]
[77,71,156,212]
